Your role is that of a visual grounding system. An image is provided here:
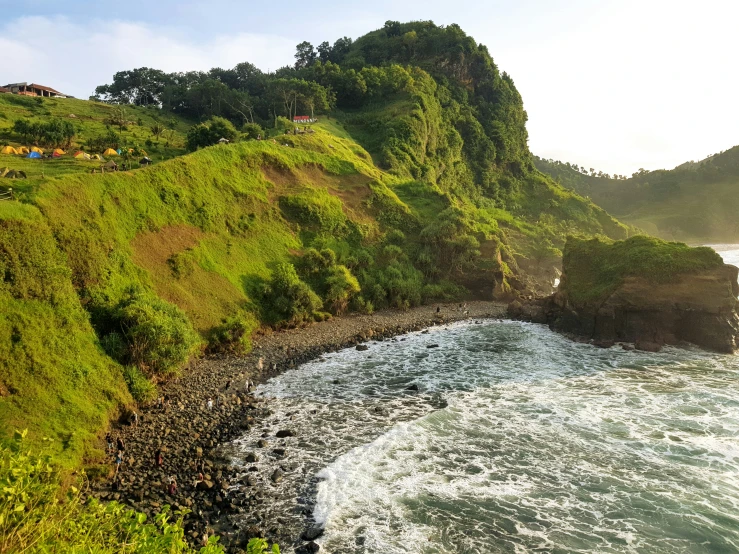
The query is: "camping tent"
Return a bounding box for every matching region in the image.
[103,148,118,156]
[218,138,230,144]
[30,147,43,154]
[1,146,17,155]
[26,152,42,159]
[103,160,118,170]
[52,151,62,158]
[53,149,66,156]
[17,147,29,154]
[91,154,103,161]
[139,157,152,165]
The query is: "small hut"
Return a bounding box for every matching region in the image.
[218,137,230,144]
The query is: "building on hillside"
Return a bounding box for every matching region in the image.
[2,82,70,98]
[292,115,314,124]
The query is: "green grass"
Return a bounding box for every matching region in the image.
[562,235,724,306]
[0,94,191,196]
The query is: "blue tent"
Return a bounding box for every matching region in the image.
[26,151,42,159]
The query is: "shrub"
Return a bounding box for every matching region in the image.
[208,313,259,354]
[242,122,264,140]
[114,293,200,375]
[123,365,157,403]
[324,264,361,314]
[186,116,238,151]
[264,263,322,326]
[247,538,280,554]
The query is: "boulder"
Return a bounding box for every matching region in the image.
[270,468,284,483]
[302,525,324,541]
[275,429,295,438]
[355,344,369,351]
[296,542,320,554]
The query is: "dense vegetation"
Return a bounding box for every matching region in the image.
[561,235,724,306]
[535,146,739,242]
[0,21,635,464]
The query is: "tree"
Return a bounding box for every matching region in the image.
[294,41,317,70]
[186,116,238,151]
[93,67,172,105]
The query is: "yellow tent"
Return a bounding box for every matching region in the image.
[53,148,66,155]
[73,151,91,160]
[30,146,43,154]
[91,154,103,161]
[103,148,118,156]
[17,146,29,154]
[1,146,17,155]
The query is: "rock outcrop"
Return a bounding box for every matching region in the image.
[511,237,739,353]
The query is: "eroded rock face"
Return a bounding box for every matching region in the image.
[545,265,739,353]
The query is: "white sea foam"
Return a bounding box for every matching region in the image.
[230,320,739,553]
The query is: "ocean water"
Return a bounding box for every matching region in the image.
[233,248,739,553]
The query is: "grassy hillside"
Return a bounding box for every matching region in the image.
[535,147,739,243]
[0,113,630,463]
[0,94,190,192]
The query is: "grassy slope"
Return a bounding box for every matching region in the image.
[1,101,629,464]
[535,147,739,243]
[0,94,190,195]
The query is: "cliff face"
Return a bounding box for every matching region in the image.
[512,237,739,353]
[549,264,739,352]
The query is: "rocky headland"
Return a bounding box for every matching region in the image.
[89,301,505,553]
[510,236,739,353]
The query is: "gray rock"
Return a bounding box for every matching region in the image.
[355,344,369,351]
[270,468,284,483]
[302,525,324,541]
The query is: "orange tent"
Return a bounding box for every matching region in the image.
[53,148,66,156]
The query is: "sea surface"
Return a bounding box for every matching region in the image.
[232,247,739,553]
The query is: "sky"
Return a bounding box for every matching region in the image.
[1,0,737,175]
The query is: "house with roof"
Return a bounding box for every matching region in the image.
[2,82,70,98]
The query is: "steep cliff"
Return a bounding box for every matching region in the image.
[527,236,739,352]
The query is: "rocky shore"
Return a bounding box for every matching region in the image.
[90,301,505,553]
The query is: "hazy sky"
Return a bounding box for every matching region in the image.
[1,0,736,175]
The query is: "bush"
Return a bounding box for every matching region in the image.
[186,116,238,151]
[208,313,259,354]
[0,433,225,553]
[113,293,200,375]
[123,365,157,403]
[275,116,293,133]
[242,122,264,140]
[264,263,322,326]
[324,264,361,314]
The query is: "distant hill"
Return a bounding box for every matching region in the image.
[535,146,739,243]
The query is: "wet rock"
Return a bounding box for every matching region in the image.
[245,475,257,486]
[272,448,286,457]
[257,439,268,448]
[275,429,295,438]
[270,468,284,483]
[355,344,369,351]
[405,384,419,391]
[302,525,324,541]
[426,344,439,349]
[197,480,214,491]
[245,452,258,463]
[296,542,320,554]
[635,340,663,353]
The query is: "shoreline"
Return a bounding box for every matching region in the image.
[90,301,506,552]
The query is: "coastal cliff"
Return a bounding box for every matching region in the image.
[512,236,739,353]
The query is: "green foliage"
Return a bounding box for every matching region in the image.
[110,292,201,376]
[263,263,323,326]
[242,122,264,140]
[562,235,724,306]
[279,189,348,235]
[13,118,76,149]
[246,537,280,554]
[186,117,238,151]
[207,313,259,354]
[0,434,224,553]
[123,365,157,403]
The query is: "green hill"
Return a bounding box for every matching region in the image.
[0,18,630,489]
[535,146,739,243]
